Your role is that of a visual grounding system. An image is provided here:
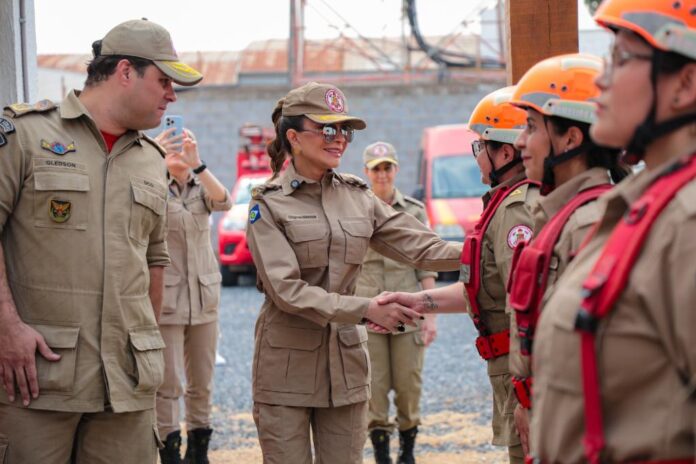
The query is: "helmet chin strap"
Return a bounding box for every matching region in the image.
[625,52,696,164]
[540,117,593,195]
[488,152,522,187]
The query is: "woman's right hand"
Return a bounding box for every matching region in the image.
[364,296,421,332]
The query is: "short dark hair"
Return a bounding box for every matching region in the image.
[84,40,152,87]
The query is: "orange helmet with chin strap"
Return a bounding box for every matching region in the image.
[509,53,604,193]
[594,0,696,162]
[468,86,527,186]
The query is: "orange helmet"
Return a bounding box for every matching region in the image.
[510,53,603,124]
[468,86,527,144]
[595,0,696,60]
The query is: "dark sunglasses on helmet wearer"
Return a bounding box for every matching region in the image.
[299,124,355,143]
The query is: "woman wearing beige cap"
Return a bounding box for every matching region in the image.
[245,82,462,464]
[356,141,438,464]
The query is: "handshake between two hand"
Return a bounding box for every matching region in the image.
[364,291,428,335]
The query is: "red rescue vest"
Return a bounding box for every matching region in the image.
[574,152,696,464]
[460,179,536,361]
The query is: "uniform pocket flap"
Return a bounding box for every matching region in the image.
[198,272,222,286]
[338,326,368,346]
[285,222,328,243]
[265,327,323,351]
[339,219,372,237]
[129,327,166,351]
[164,273,181,286]
[132,184,166,216]
[31,324,80,349]
[34,171,90,192]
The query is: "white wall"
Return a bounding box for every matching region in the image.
[0,0,37,106]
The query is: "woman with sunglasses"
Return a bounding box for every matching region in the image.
[504,53,629,456]
[526,1,696,463]
[378,86,536,464]
[245,82,462,464]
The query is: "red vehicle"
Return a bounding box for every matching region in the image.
[218,125,274,286]
[415,124,485,243]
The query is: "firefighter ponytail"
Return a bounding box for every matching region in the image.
[267,98,305,180]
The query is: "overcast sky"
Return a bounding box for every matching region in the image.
[34,0,599,55]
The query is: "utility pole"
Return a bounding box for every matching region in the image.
[505,0,578,84]
[0,0,38,106]
[288,0,305,87]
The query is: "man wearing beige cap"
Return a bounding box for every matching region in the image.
[0,19,201,463]
[356,142,437,464]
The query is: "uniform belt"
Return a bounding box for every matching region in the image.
[475,329,509,360]
[512,376,532,409]
[526,457,694,464]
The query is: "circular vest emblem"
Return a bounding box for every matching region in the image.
[324,89,345,113]
[507,224,532,249]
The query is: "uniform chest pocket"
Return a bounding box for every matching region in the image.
[285,221,330,268]
[33,171,90,230]
[339,218,373,265]
[185,197,211,231]
[130,180,166,246]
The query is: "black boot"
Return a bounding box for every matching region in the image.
[397,427,418,464]
[183,427,213,464]
[370,429,393,464]
[159,430,182,464]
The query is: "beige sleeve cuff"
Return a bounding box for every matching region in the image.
[329,296,371,324]
[146,240,170,267]
[205,189,233,212]
[416,270,438,281]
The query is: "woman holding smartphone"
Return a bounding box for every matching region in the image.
[245,82,462,464]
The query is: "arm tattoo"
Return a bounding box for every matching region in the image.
[422,293,438,313]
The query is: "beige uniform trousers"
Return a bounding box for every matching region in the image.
[0,403,158,463]
[253,401,368,464]
[156,321,218,437]
[367,332,424,432]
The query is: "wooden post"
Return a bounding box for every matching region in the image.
[505,0,579,84]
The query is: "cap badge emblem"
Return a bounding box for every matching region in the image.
[325,89,345,113]
[372,144,388,156]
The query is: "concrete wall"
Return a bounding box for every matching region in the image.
[164,79,504,196]
[0,0,37,106]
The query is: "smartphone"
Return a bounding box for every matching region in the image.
[164,115,184,138]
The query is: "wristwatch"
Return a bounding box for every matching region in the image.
[193,163,207,174]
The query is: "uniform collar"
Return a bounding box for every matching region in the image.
[482,171,527,206]
[280,161,323,195]
[535,167,610,221]
[168,173,196,188]
[391,188,407,208]
[60,89,146,147]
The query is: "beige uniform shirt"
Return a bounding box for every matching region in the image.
[531,158,696,462]
[473,172,535,376]
[246,163,462,408]
[355,189,437,335]
[0,91,170,413]
[508,168,609,379]
[161,175,232,326]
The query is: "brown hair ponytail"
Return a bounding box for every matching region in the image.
[266,98,305,180]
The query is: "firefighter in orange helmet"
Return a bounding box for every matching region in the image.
[504,52,630,456]
[378,86,535,464]
[527,1,696,462]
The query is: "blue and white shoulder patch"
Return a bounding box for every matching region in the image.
[249,204,261,224]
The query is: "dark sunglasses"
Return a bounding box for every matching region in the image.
[299,124,354,143]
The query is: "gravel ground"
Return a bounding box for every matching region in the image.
[205,278,506,463]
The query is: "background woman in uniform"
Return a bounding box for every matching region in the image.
[356,141,437,464]
[245,82,462,464]
[378,87,534,464]
[528,1,696,462]
[154,128,232,464]
[505,53,628,454]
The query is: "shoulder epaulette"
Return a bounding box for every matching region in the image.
[4,99,57,118]
[504,183,532,205]
[252,183,282,199]
[403,195,425,208]
[141,134,167,158]
[338,173,368,189]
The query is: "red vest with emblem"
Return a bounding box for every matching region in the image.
[507,184,612,408]
[570,153,696,464]
[461,179,536,360]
